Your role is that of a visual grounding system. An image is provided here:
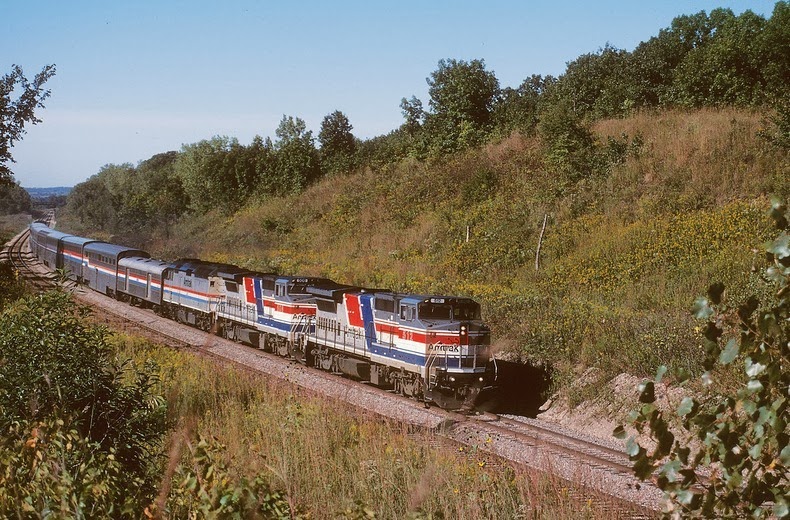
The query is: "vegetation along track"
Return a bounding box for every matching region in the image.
[3,228,664,515]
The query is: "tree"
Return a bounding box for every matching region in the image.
[537,97,598,180]
[0,291,167,513]
[0,64,56,182]
[618,199,789,518]
[424,58,500,152]
[0,181,32,215]
[399,96,425,135]
[176,136,242,212]
[63,176,117,232]
[318,110,356,175]
[136,151,186,238]
[670,9,770,107]
[492,74,554,137]
[760,1,790,102]
[551,44,633,118]
[271,115,321,194]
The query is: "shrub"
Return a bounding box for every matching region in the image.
[0,291,167,514]
[617,198,789,518]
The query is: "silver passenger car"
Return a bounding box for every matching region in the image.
[83,242,149,296]
[117,256,171,307]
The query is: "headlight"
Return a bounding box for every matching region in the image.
[449,376,456,382]
[479,377,484,382]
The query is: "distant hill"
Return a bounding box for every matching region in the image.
[25,187,72,199]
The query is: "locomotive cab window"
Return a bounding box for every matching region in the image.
[375,298,395,313]
[399,305,415,321]
[454,302,481,320]
[418,302,452,320]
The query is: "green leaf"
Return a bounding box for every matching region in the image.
[675,489,695,505]
[675,367,691,384]
[655,365,667,383]
[626,437,641,458]
[677,397,697,417]
[767,232,790,259]
[692,297,714,319]
[612,425,626,440]
[746,379,763,393]
[781,444,790,466]
[774,499,789,519]
[748,440,763,460]
[719,338,739,365]
[745,358,766,377]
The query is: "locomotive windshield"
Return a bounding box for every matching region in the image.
[288,282,310,295]
[418,301,481,321]
[454,302,481,320]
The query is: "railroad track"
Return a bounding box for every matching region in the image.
[2,226,663,516]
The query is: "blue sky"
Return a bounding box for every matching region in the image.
[2,0,779,187]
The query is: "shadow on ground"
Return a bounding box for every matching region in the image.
[476,360,553,417]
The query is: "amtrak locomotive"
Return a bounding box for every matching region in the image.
[29,222,497,410]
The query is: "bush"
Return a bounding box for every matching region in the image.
[0,291,167,515]
[617,198,789,518]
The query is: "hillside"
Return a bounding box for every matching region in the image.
[128,108,786,395]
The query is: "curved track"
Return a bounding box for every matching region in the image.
[2,226,663,515]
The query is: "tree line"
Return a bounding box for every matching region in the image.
[60,3,788,237]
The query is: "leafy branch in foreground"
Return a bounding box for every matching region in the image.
[615,198,789,518]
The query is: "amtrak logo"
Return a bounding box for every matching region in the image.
[429,343,460,353]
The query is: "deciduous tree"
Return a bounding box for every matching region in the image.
[318,110,356,175]
[0,64,55,182]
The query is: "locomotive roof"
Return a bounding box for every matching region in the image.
[118,256,171,274]
[383,294,479,306]
[307,282,363,301]
[84,241,151,259]
[168,258,253,279]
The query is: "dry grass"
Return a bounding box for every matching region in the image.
[114,335,638,519]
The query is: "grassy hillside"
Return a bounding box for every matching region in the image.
[143,108,787,391]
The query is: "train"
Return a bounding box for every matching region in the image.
[28,221,497,410]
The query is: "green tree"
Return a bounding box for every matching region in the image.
[176,136,241,213]
[399,95,425,135]
[423,58,500,153]
[0,181,32,215]
[318,110,356,175]
[760,1,790,102]
[617,199,790,518]
[64,176,117,232]
[0,64,56,182]
[671,9,770,107]
[552,44,633,118]
[537,97,598,180]
[135,151,186,238]
[493,74,554,137]
[271,115,321,194]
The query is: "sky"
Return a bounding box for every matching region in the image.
[2,0,780,188]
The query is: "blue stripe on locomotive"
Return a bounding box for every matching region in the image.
[359,293,376,349]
